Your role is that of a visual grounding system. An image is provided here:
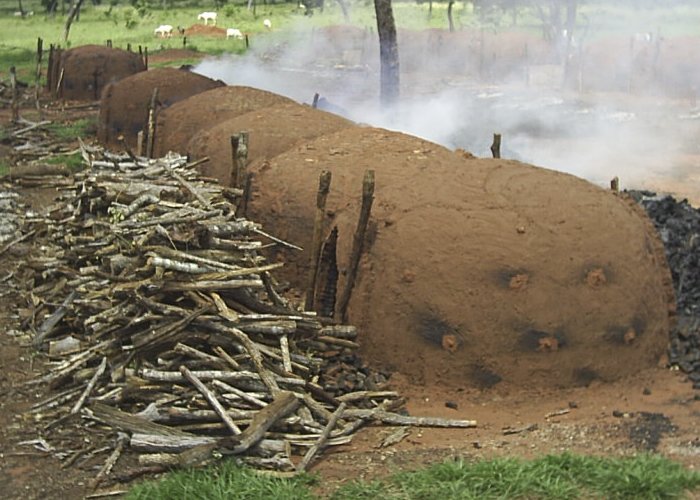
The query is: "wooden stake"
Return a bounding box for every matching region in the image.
[35,37,43,115]
[56,67,65,99]
[337,170,375,323]
[230,135,239,187]
[144,46,148,69]
[490,133,501,159]
[312,93,320,108]
[51,47,63,99]
[245,34,249,49]
[610,176,620,194]
[240,172,253,219]
[46,44,54,92]
[136,130,144,157]
[234,132,249,189]
[127,43,131,52]
[145,88,158,158]
[305,170,331,311]
[10,66,19,123]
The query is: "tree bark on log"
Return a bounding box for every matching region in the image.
[337,170,375,322]
[447,0,455,33]
[62,0,85,43]
[374,0,400,109]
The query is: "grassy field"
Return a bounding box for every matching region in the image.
[126,452,700,499]
[1,0,700,80]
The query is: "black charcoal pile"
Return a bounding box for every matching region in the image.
[629,191,700,388]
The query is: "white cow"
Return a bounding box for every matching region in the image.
[226,28,244,40]
[198,11,217,25]
[263,18,272,30]
[633,32,654,43]
[154,25,173,38]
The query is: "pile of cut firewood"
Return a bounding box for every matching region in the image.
[20,145,474,484]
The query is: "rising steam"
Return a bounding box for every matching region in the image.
[193,8,700,192]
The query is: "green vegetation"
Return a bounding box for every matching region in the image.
[333,453,700,499]
[126,459,317,500]
[3,1,700,78]
[125,453,700,499]
[44,151,85,171]
[46,117,96,140]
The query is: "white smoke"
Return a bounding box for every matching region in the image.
[193,9,700,194]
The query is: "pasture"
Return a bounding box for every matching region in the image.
[2,1,700,80]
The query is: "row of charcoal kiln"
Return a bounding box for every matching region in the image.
[23,144,476,476]
[37,43,682,392]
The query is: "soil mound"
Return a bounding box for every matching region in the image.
[154,86,297,157]
[148,49,204,65]
[185,24,227,37]
[246,126,674,390]
[56,45,145,101]
[98,67,224,149]
[186,102,356,185]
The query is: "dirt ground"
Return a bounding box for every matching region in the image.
[1,88,700,499]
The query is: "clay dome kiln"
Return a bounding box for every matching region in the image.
[185,102,356,185]
[52,45,146,101]
[153,86,298,157]
[98,67,224,149]
[244,126,673,389]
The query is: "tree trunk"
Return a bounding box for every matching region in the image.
[447,1,455,33]
[47,0,58,17]
[563,0,577,84]
[17,0,25,16]
[374,0,400,109]
[336,0,350,22]
[63,0,85,43]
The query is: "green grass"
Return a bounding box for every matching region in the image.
[3,1,700,80]
[44,151,85,171]
[126,459,317,500]
[124,453,700,500]
[45,117,96,140]
[332,453,700,500]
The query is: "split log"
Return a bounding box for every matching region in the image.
[344,409,477,428]
[91,432,128,489]
[180,365,242,435]
[298,402,346,472]
[305,170,331,310]
[70,356,107,415]
[89,402,193,437]
[337,170,375,322]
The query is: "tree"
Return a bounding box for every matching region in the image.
[374,0,400,109]
[447,0,455,32]
[63,0,86,43]
[336,0,350,22]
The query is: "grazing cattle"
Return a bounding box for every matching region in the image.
[633,32,654,44]
[154,25,174,38]
[226,28,244,40]
[263,18,272,30]
[198,11,217,25]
